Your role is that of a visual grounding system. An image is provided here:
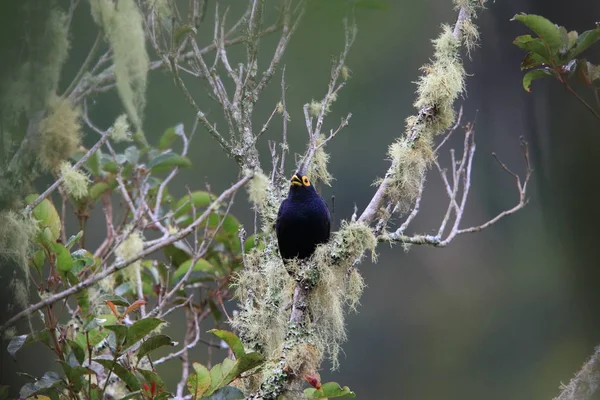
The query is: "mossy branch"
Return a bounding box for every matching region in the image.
[358,0,486,226]
[554,346,600,400]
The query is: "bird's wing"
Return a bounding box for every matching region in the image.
[275,198,288,235]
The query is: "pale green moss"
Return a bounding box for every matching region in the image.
[231,244,293,358]
[14,280,28,310]
[308,100,322,118]
[115,228,144,285]
[59,162,90,200]
[387,137,433,211]
[90,0,149,132]
[307,136,333,187]
[341,65,352,81]
[37,96,82,172]
[247,171,270,212]
[110,114,133,143]
[346,268,365,312]
[0,211,37,276]
[307,221,377,369]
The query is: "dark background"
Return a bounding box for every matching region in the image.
[1,0,600,399]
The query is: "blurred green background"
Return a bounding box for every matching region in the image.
[2,0,600,399]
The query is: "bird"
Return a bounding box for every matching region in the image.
[275,172,331,262]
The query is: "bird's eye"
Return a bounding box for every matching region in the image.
[302,176,310,186]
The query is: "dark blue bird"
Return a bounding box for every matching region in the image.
[276,172,331,261]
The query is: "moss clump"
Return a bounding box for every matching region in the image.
[0,211,37,275]
[231,244,293,359]
[247,171,270,212]
[110,114,133,143]
[115,227,144,286]
[346,267,365,312]
[37,96,82,172]
[307,136,333,187]
[413,25,464,131]
[59,161,90,200]
[384,21,470,211]
[387,136,433,211]
[307,221,376,369]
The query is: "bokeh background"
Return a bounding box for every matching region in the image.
[2,0,600,399]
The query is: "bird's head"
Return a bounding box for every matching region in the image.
[288,172,315,196]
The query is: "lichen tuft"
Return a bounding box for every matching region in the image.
[110,114,133,143]
[59,161,90,200]
[307,136,333,187]
[90,0,149,132]
[37,96,82,172]
[247,171,270,212]
[115,227,144,285]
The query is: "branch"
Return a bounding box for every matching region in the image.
[357,3,480,225]
[554,346,600,400]
[380,130,532,247]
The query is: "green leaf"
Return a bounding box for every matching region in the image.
[172,258,215,281]
[173,191,213,218]
[158,124,183,150]
[174,26,195,47]
[136,369,166,391]
[94,359,141,391]
[66,340,86,365]
[187,362,212,398]
[205,352,264,396]
[105,325,128,348]
[103,161,118,173]
[204,386,244,400]
[86,149,102,176]
[124,146,140,165]
[60,362,93,392]
[513,35,551,61]
[0,385,9,400]
[163,244,190,267]
[207,359,235,395]
[89,182,111,202]
[52,243,73,272]
[208,330,245,358]
[136,335,174,361]
[208,299,223,323]
[65,231,83,250]
[522,69,555,92]
[124,318,164,348]
[29,249,46,273]
[304,382,356,399]
[7,335,28,357]
[210,214,240,237]
[568,27,600,59]
[511,14,562,52]
[19,372,62,398]
[148,152,192,173]
[117,390,142,400]
[26,195,61,242]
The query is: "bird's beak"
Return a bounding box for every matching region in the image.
[291,174,302,187]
